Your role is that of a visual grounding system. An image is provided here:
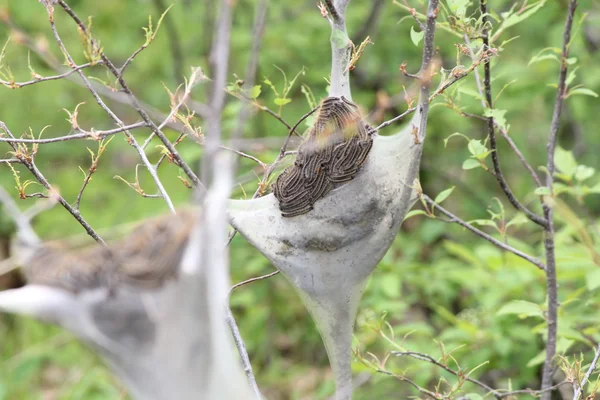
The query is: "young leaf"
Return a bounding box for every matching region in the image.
[444,132,469,147]
[447,0,468,18]
[554,147,577,178]
[410,26,424,47]
[250,85,261,99]
[497,300,544,319]
[534,187,551,196]
[586,269,600,291]
[434,186,455,204]
[483,109,508,131]
[568,88,599,98]
[575,165,595,182]
[462,159,480,170]
[404,210,428,220]
[274,98,292,106]
[467,140,487,157]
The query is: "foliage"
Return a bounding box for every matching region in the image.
[0,0,599,399]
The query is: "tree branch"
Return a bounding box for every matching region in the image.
[540,1,578,397]
[573,344,600,400]
[56,0,203,194]
[422,194,546,270]
[44,2,177,213]
[478,0,547,228]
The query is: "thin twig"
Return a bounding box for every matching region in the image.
[478,0,547,228]
[0,61,103,88]
[422,194,546,270]
[0,122,147,144]
[46,3,176,213]
[463,34,542,189]
[375,368,438,399]
[540,1,578,398]
[1,121,105,244]
[573,344,600,400]
[393,351,501,398]
[56,0,203,193]
[229,270,280,294]
[152,0,185,83]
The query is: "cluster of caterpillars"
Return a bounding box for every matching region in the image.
[24,210,196,292]
[272,96,375,217]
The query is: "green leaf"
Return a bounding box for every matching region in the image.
[568,88,599,98]
[274,98,292,106]
[444,132,469,147]
[566,66,578,86]
[447,0,468,17]
[483,108,508,131]
[410,26,424,47]
[554,147,577,178]
[381,274,401,298]
[404,209,427,220]
[497,300,544,319]
[250,85,261,99]
[575,165,595,182]
[469,219,498,228]
[500,0,546,31]
[443,240,479,265]
[586,269,600,291]
[467,139,488,157]
[528,338,574,367]
[506,213,529,229]
[534,187,551,196]
[462,158,481,170]
[528,53,558,66]
[434,186,455,204]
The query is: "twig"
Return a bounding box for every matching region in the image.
[45,3,176,213]
[56,0,203,193]
[497,381,569,398]
[375,368,438,399]
[0,61,103,88]
[229,270,280,294]
[463,34,542,189]
[478,0,547,228]
[225,306,262,399]
[152,0,185,83]
[393,351,501,398]
[422,194,546,270]
[252,105,320,197]
[1,121,105,244]
[0,122,147,144]
[376,57,480,131]
[573,344,600,400]
[540,1,579,398]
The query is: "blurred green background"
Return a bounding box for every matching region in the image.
[0,0,599,398]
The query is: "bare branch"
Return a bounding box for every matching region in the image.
[463,34,543,189]
[0,122,147,144]
[393,351,501,398]
[374,368,438,399]
[229,270,280,294]
[422,194,546,270]
[541,1,579,397]
[0,122,105,244]
[45,3,176,213]
[478,1,547,228]
[573,344,600,400]
[0,61,103,88]
[56,0,203,193]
